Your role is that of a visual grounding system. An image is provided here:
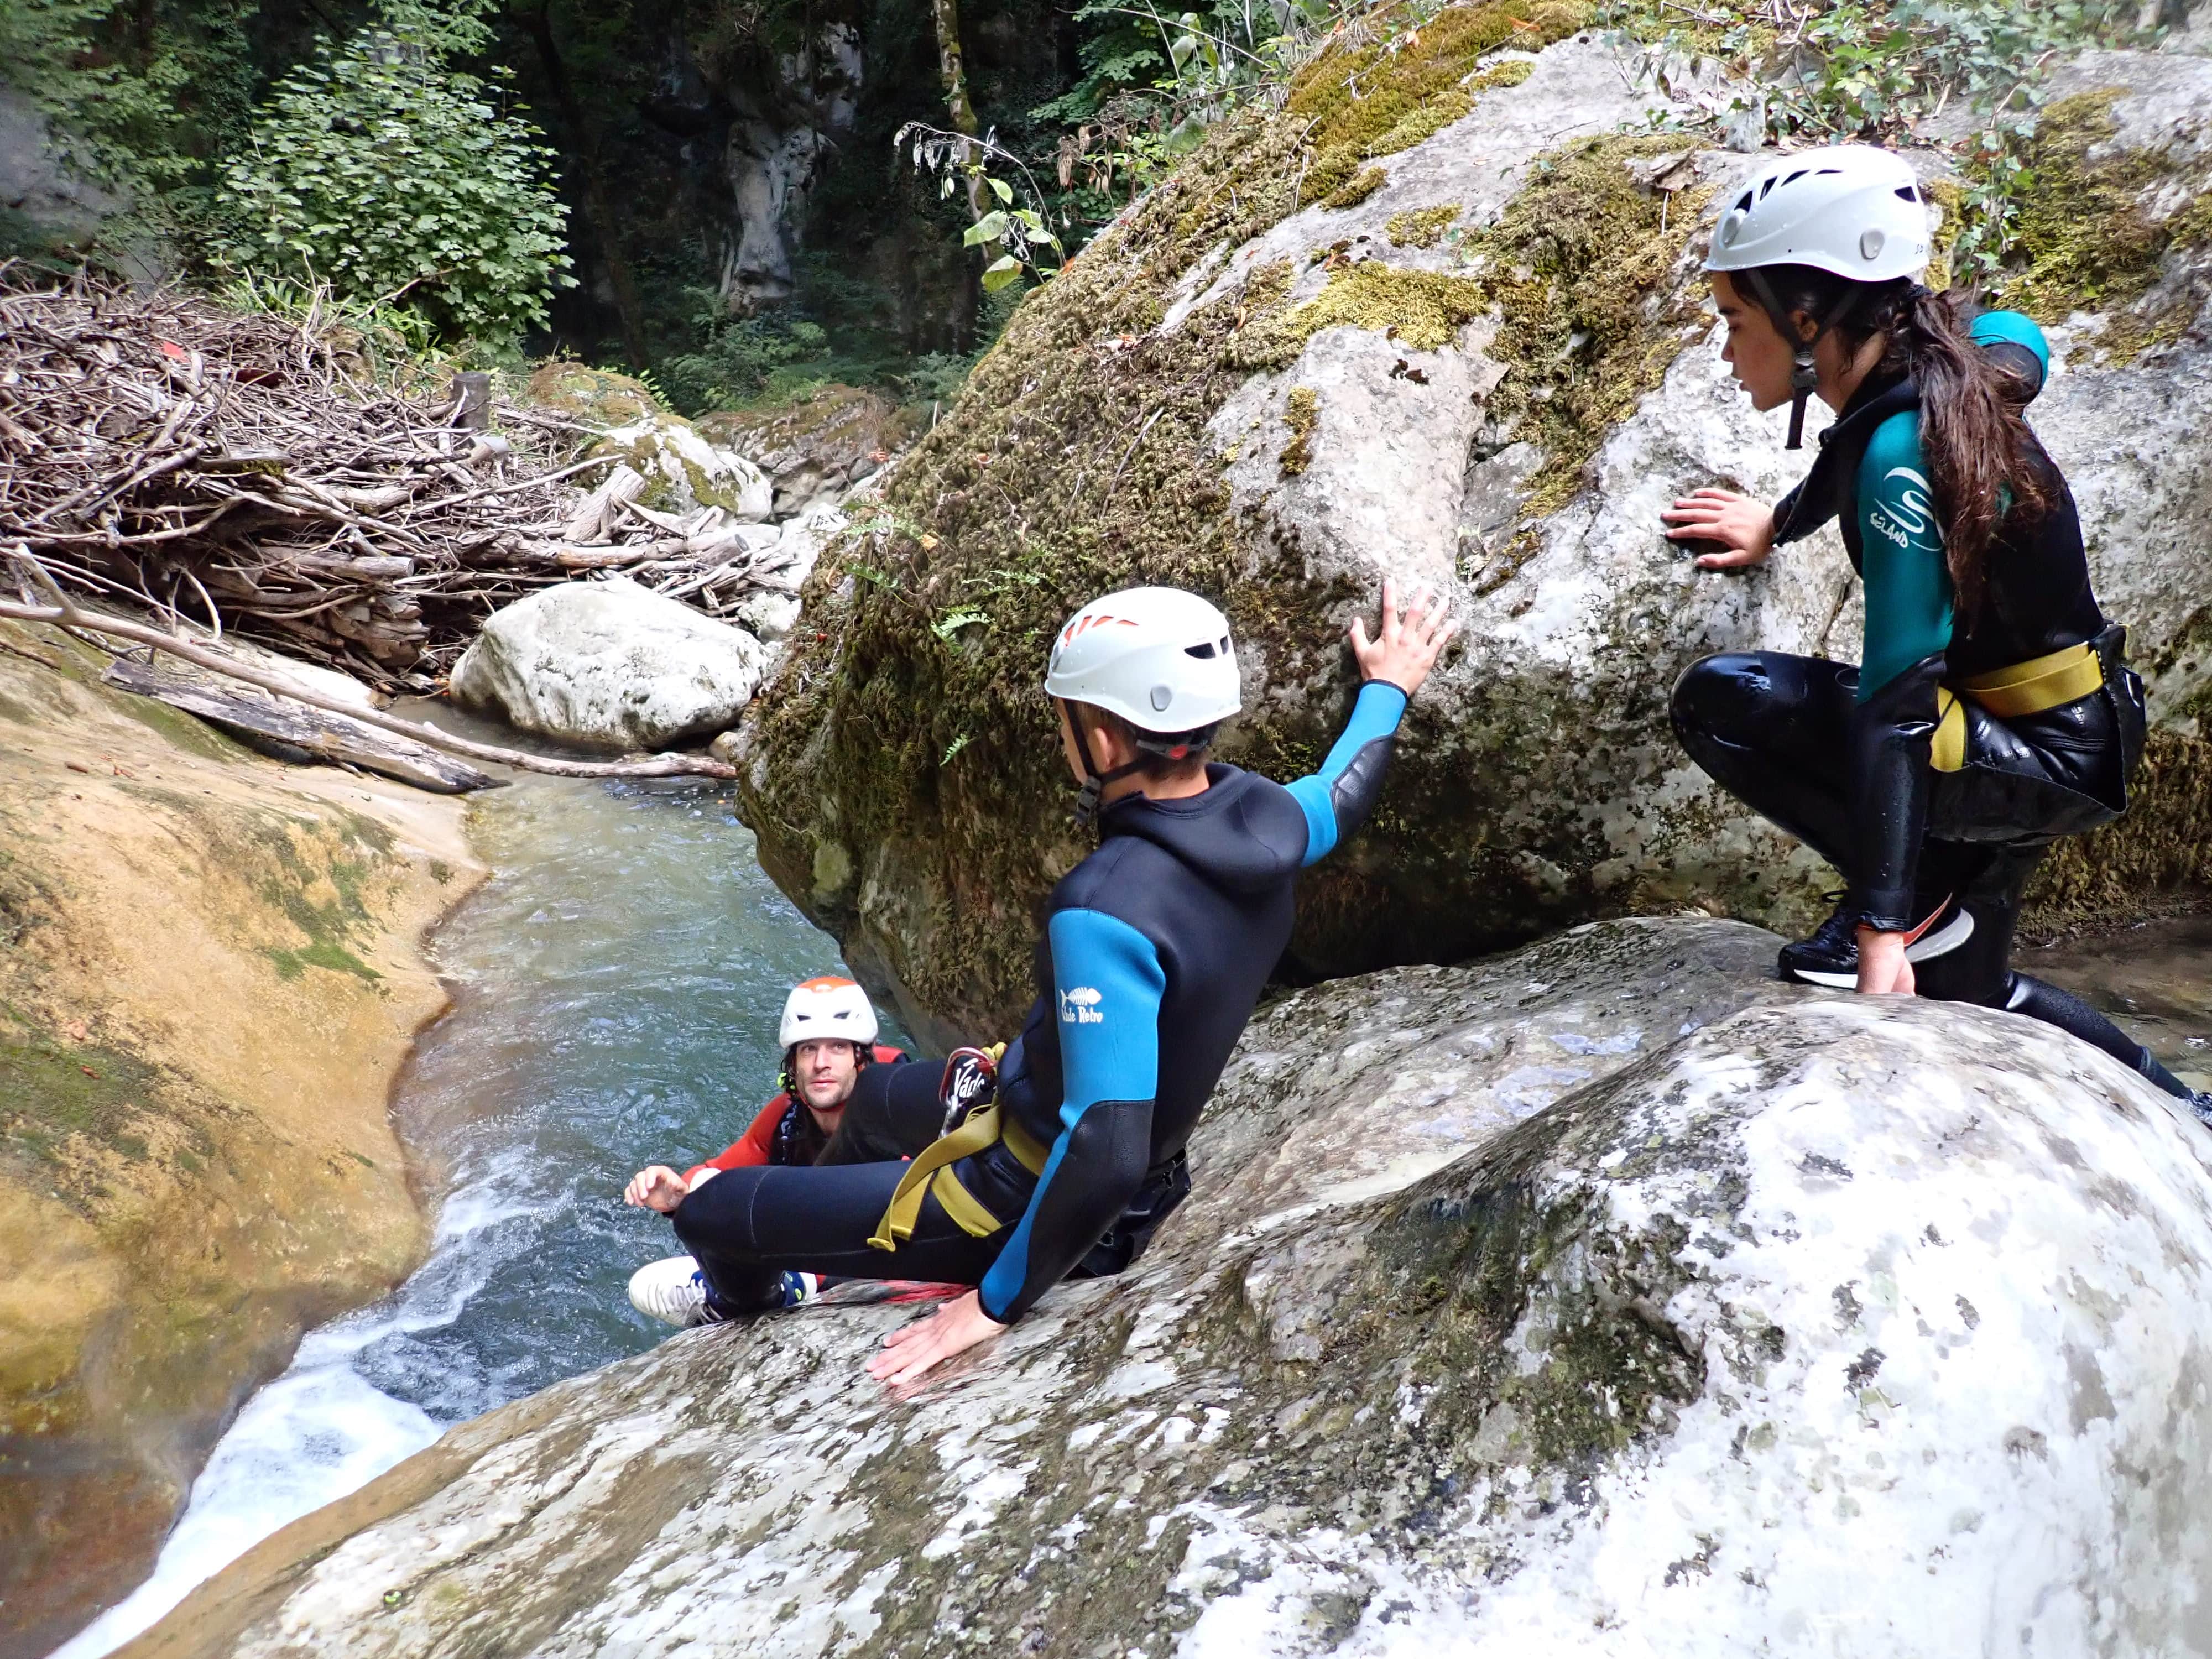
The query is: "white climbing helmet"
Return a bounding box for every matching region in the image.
[1045,586,1241,733]
[1699,148,1929,285]
[1706,144,1932,283]
[779,975,877,1050]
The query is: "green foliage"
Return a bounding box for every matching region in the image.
[214,6,573,342]
[0,0,260,248]
[655,294,836,413]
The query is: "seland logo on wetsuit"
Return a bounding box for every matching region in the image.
[1869,465,1934,550]
[1059,987,1104,1024]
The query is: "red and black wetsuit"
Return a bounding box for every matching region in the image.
[683,1043,907,1176]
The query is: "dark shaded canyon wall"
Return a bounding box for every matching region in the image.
[503,0,1082,368]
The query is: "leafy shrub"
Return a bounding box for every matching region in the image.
[215,9,572,342]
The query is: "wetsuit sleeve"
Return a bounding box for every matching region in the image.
[1770,476,1833,547]
[682,1097,784,1182]
[1284,679,1408,866]
[1849,411,1955,932]
[1970,310,2049,403]
[977,909,1163,1323]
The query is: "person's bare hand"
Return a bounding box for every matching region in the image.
[624,1165,689,1213]
[1663,488,1776,570]
[1855,928,1917,996]
[1350,576,1457,697]
[865,1290,1006,1389]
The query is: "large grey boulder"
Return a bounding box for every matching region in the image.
[128,921,2212,1658]
[730,17,2212,1041]
[451,576,769,750]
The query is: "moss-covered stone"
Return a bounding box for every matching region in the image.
[1386,204,1463,248]
[1287,0,1592,204]
[524,362,664,427]
[1279,385,1321,477]
[1989,88,2212,361]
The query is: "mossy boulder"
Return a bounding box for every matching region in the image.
[523,362,664,428]
[729,22,2212,1041]
[128,920,2212,1658]
[696,385,924,518]
[589,416,775,524]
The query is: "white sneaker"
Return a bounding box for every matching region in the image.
[628,1255,714,1327]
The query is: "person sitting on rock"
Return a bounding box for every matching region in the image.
[645,579,1454,1381]
[624,975,906,1325]
[1663,142,2207,1118]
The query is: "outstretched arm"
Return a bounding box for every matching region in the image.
[1286,579,1454,867]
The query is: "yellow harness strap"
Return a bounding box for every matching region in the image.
[867,1044,1053,1252]
[1931,687,1966,773]
[1956,641,2104,719]
[868,1102,1008,1250]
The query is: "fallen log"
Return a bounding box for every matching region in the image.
[101,658,502,794]
[2,551,739,782]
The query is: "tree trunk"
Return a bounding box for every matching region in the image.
[522,2,654,373]
[932,0,979,135]
[930,0,984,216]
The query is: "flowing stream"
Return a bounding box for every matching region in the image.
[46,712,2211,1653]
[56,712,905,1657]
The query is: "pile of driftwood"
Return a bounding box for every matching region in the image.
[0,266,796,692]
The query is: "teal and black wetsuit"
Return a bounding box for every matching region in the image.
[672,680,1412,1316]
[1671,310,2190,1100]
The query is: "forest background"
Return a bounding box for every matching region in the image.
[1,0,2190,425]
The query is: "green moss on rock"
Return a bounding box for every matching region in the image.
[1287,0,1592,204]
[1480,133,1715,518]
[1992,88,2212,361]
[524,363,663,427]
[1387,204,1463,247]
[1280,385,1321,477]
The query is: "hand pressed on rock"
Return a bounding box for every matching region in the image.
[1351,576,1457,697]
[867,1290,1005,1389]
[1664,487,1776,570]
[624,1165,689,1214]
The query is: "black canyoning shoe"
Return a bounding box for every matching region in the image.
[1778,891,1975,989]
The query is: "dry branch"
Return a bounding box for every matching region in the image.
[0,265,804,694]
[1,555,738,782]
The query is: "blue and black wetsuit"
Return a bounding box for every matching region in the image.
[1671,311,2188,1098]
[671,680,1411,1316]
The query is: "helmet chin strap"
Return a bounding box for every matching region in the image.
[1743,269,1863,450]
[1064,700,1146,828]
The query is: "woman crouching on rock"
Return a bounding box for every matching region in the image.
[1665,143,2205,1117]
[655,579,1453,1384]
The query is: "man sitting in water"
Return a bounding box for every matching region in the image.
[652,578,1453,1384]
[624,975,904,1324]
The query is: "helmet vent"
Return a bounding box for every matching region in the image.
[1894,184,1920,202]
[1185,641,1217,659]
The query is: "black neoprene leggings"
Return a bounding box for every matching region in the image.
[670,1058,1022,1313]
[1672,650,2189,1098]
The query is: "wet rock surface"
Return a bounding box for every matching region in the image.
[128,919,2212,1658]
[451,575,771,751]
[0,619,479,1657]
[731,20,2212,1039]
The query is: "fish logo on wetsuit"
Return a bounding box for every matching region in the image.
[1058,986,1105,1024]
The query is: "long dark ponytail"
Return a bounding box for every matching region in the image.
[1754,265,2051,618]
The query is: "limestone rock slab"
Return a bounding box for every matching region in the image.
[127,920,2212,1658]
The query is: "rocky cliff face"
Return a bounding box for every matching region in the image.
[125,919,2212,1658]
[727,9,2212,1042]
[0,618,482,1658]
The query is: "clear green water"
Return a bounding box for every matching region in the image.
[59,724,905,1656]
